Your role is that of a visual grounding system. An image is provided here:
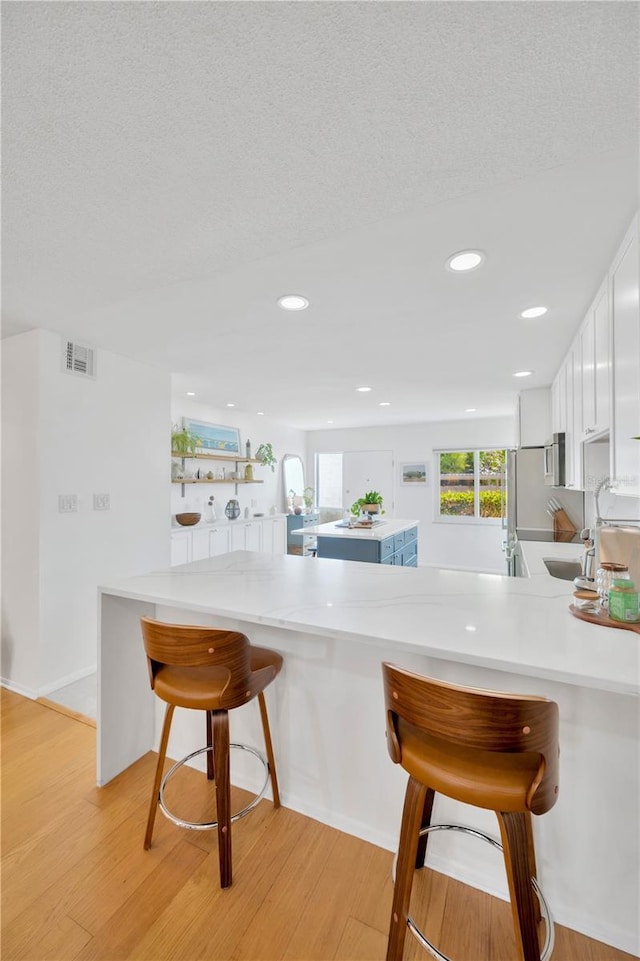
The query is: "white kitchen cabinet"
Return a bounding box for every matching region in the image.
[230,520,262,552]
[261,516,287,554]
[209,526,230,556]
[517,388,551,447]
[171,516,286,566]
[610,219,640,496]
[191,528,211,561]
[581,280,610,440]
[551,363,567,436]
[567,340,584,490]
[170,530,191,566]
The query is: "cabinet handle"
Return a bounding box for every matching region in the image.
[584,427,595,434]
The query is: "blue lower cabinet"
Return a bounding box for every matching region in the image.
[316,527,418,565]
[287,513,319,554]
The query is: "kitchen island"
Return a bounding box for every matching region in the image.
[98,551,638,954]
[290,516,419,565]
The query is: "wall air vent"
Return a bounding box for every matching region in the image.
[62,339,96,379]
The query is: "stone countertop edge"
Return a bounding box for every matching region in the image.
[99,550,639,697]
[289,518,420,540]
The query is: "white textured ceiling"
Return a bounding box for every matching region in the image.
[2,1,638,429]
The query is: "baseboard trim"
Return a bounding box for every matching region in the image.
[35,697,96,728]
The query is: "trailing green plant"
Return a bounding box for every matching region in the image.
[171,425,202,456]
[256,442,277,472]
[351,490,385,515]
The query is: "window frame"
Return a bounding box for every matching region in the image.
[433,448,505,525]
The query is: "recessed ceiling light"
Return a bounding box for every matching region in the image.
[356,386,372,392]
[513,370,534,378]
[520,306,548,319]
[379,401,391,407]
[226,402,235,407]
[465,408,477,412]
[327,420,334,424]
[257,411,264,416]
[186,391,195,397]
[446,249,484,272]
[277,294,309,311]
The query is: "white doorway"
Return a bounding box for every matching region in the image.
[342,450,394,515]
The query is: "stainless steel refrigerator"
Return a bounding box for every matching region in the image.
[503,447,585,575]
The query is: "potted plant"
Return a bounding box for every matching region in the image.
[256,442,277,472]
[171,425,202,456]
[351,490,385,515]
[303,486,315,510]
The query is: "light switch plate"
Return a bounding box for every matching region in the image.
[58,494,78,513]
[93,493,110,511]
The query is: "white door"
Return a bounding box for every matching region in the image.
[342,450,394,515]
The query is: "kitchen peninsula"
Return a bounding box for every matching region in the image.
[98,551,638,955]
[290,517,419,565]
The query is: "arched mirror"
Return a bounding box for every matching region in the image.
[282,454,305,510]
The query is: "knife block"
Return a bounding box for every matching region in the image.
[553,507,577,542]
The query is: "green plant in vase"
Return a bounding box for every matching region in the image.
[351,490,385,515]
[303,486,315,510]
[171,425,202,456]
[256,442,277,472]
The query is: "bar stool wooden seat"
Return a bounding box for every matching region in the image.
[141,616,282,888]
[382,662,559,961]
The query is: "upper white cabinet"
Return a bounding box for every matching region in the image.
[610,218,640,496]
[567,340,583,490]
[580,279,610,440]
[517,388,551,447]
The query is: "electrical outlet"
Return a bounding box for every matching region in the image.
[58,494,78,513]
[93,493,110,511]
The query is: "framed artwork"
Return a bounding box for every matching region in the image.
[182,418,241,455]
[400,462,428,485]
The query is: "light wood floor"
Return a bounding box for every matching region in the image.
[1,689,635,961]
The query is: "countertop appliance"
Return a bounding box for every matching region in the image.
[503,447,585,575]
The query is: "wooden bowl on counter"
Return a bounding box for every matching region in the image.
[175,512,201,527]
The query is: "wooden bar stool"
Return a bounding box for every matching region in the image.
[382,662,559,961]
[141,616,282,888]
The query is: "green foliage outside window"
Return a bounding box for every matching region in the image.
[438,449,505,519]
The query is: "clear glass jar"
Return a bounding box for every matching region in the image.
[596,563,629,608]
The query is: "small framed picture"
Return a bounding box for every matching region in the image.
[400,462,428,485]
[182,418,241,455]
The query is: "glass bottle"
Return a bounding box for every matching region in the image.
[596,562,629,609]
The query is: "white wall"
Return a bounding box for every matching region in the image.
[1,329,170,696]
[171,393,306,518]
[1,331,41,695]
[307,417,516,573]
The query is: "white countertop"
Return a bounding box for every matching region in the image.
[289,517,419,540]
[171,513,287,532]
[99,548,638,695]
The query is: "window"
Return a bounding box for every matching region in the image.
[316,452,343,509]
[436,449,506,521]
